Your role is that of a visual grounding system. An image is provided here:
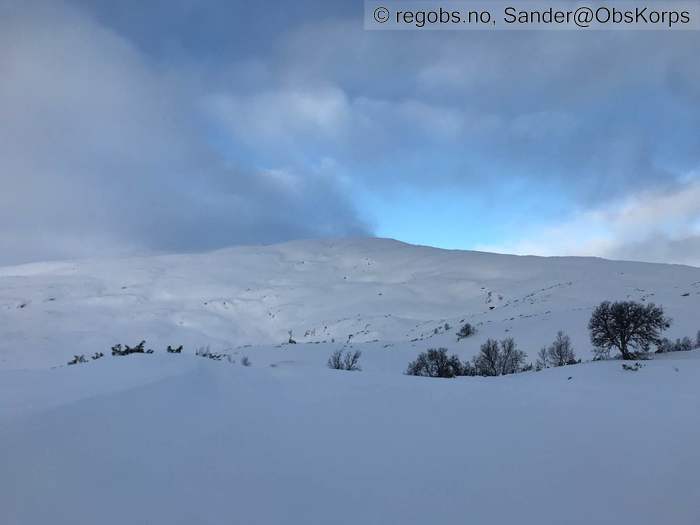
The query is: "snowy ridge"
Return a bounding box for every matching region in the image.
[1,237,698,369]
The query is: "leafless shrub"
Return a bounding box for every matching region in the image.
[68,355,87,365]
[546,331,577,367]
[328,349,362,371]
[406,348,463,378]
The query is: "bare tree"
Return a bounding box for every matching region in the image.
[473,339,500,376]
[588,301,670,360]
[498,337,527,375]
[547,331,576,366]
[536,347,549,370]
[473,338,527,376]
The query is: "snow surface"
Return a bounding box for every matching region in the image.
[2,354,700,524]
[2,238,700,524]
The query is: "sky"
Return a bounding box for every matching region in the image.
[1,0,699,266]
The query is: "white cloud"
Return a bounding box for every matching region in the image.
[477,176,700,267]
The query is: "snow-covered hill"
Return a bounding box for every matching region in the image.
[1,238,698,369]
[2,238,700,524]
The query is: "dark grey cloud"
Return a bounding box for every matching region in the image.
[68,0,356,60]
[0,0,367,265]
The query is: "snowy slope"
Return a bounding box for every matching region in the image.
[2,238,700,525]
[1,353,700,525]
[1,238,698,369]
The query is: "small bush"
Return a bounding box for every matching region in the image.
[196,346,225,360]
[678,337,693,352]
[167,345,183,354]
[657,336,694,353]
[327,350,343,369]
[112,340,152,356]
[91,352,104,360]
[327,349,362,371]
[622,362,643,372]
[460,360,476,376]
[241,355,251,367]
[68,355,87,365]
[406,339,534,379]
[656,338,670,353]
[127,341,146,354]
[457,323,476,340]
[406,348,463,378]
